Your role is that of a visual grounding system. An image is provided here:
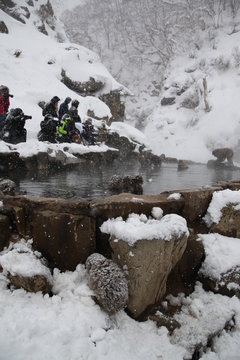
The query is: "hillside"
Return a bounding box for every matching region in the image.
[0,6,132,151]
[144,26,240,163]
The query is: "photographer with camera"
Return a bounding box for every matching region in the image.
[0,108,32,144]
[0,85,13,126]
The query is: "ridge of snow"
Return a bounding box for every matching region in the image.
[100,212,189,245]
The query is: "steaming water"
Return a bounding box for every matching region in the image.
[17,162,240,199]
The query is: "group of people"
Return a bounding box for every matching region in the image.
[0,85,32,144]
[0,85,96,145]
[38,96,96,145]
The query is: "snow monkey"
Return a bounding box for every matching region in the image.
[212,148,234,165]
[85,253,128,315]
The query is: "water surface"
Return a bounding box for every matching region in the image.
[17,162,240,199]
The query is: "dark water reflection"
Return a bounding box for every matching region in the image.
[17,162,240,199]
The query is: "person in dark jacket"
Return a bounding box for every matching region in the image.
[59,97,71,119]
[42,96,60,118]
[38,114,58,143]
[82,118,96,145]
[0,86,12,125]
[68,99,81,123]
[0,108,32,144]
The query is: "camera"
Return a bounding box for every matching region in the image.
[23,115,32,120]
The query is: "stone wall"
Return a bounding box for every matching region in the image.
[1,180,240,316]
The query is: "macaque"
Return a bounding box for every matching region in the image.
[212,148,233,165]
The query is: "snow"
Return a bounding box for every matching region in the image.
[171,283,240,359]
[151,207,163,220]
[110,122,149,148]
[0,263,185,360]
[1,5,240,360]
[144,29,240,163]
[167,193,182,200]
[198,233,240,280]
[0,9,128,158]
[100,212,189,245]
[0,240,52,281]
[204,189,240,226]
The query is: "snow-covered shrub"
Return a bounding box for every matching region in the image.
[199,58,207,70]
[214,55,230,71]
[232,46,240,67]
[85,253,128,315]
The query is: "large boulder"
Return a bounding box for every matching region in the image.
[166,228,205,296]
[99,91,125,122]
[61,69,104,95]
[85,253,128,314]
[204,189,240,237]
[180,186,222,223]
[0,21,9,34]
[0,178,16,195]
[0,214,11,251]
[101,212,189,318]
[198,233,240,298]
[208,205,240,238]
[0,239,52,293]
[32,210,96,271]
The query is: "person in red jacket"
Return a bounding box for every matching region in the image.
[0,86,11,123]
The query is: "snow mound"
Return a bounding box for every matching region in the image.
[204,189,240,226]
[100,212,189,245]
[0,239,52,281]
[198,233,240,280]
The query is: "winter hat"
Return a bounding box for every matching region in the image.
[72,99,79,108]
[65,97,71,104]
[12,108,24,117]
[0,85,9,96]
[51,96,60,104]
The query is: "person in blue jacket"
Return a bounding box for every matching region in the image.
[59,97,71,119]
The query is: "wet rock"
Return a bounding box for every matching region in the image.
[149,312,181,335]
[8,273,52,294]
[0,214,11,251]
[32,210,96,271]
[85,253,128,315]
[0,240,52,293]
[180,186,222,223]
[177,160,188,171]
[0,152,25,172]
[108,175,143,195]
[61,69,104,95]
[166,229,205,296]
[209,204,240,238]
[139,150,165,168]
[97,130,137,160]
[0,21,9,34]
[99,91,125,122]
[161,97,175,106]
[0,178,16,195]
[200,265,240,298]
